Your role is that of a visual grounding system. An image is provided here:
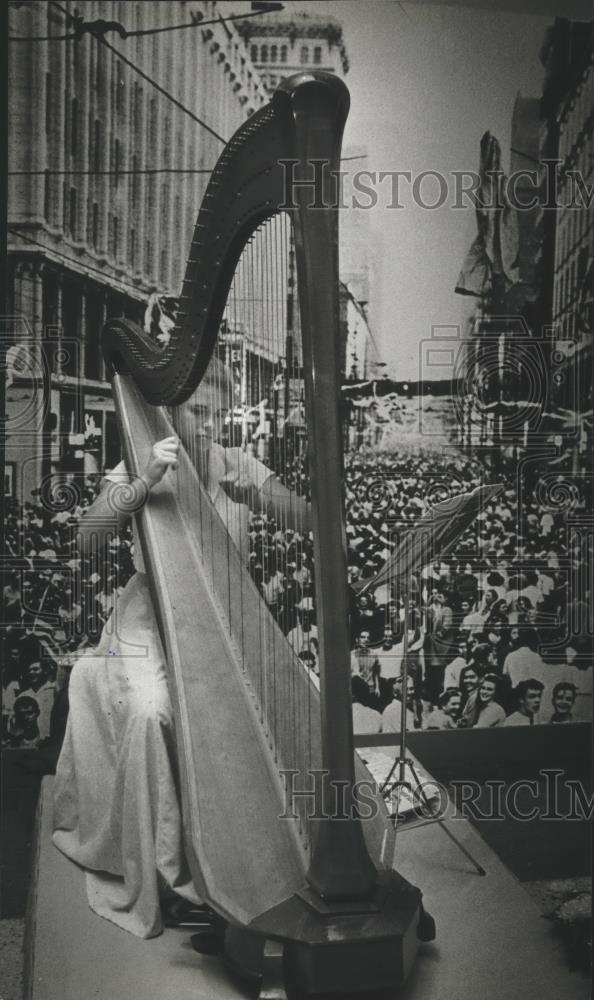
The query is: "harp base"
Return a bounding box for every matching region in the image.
[224,870,432,997]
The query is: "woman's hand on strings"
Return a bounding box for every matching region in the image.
[219,468,256,505]
[143,437,180,489]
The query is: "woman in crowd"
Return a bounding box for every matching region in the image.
[464,673,506,728]
[426,688,462,730]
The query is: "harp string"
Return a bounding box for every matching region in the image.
[167,214,318,851]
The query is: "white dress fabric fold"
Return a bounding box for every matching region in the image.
[52,572,200,938]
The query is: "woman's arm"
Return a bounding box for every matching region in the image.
[258,475,311,534]
[77,437,180,558]
[220,458,311,534]
[474,702,506,728]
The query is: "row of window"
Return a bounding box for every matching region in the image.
[51,174,187,293]
[40,272,144,382]
[555,182,592,272]
[250,43,323,66]
[558,64,594,164]
[553,244,591,334]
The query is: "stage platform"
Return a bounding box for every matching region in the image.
[25,773,588,1000]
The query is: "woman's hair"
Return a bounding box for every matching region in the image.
[480,672,500,691]
[438,687,460,709]
[466,672,501,725]
[516,678,544,703]
[169,355,234,434]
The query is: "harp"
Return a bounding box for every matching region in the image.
[102,72,432,997]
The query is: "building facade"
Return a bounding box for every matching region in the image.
[7,0,267,498]
[540,17,593,472]
[456,98,545,463]
[236,12,377,388]
[236,11,348,93]
[457,20,593,471]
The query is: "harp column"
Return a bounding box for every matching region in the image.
[280,75,377,901]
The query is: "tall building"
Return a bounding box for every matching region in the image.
[456,100,545,463]
[340,143,372,375]
[541,19,593,345]
[235,11,348,94]
[7,0,267,498]
[457,19,593,472]
[236,11,376,385]
[539,18,593,471]
[509,94,542,315]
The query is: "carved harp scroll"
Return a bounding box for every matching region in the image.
[103,71,425,995]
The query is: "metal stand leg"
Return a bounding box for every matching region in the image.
[380,580,485,877]
[383,755,486,876]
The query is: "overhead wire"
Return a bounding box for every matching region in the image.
[10,4,362,178]
[10,6,279,42]
[9,154,362,177]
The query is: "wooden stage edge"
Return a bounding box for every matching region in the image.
[26,776,588,1000]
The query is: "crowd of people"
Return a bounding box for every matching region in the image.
[2,486,136,749]
[269,447,592,731]
[343,449,592,731]
[2,443,592,748]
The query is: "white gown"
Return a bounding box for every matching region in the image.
[52,572,201,938]
[52,447,272,938]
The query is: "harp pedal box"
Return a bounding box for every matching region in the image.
[296,883,381,916]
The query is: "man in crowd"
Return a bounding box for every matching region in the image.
[17,657,56,741]
[503,679,544,726]
[549,682,578,723]
[3,576,24,629]
[351,633,394,714]
[286,598,318,661]
[442,641,468,692]
[553,644,592,722]
[5,695,42,748]
[502,628,559,721]
[381,674,417,733]
[424,591,453,705]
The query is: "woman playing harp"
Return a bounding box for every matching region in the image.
[52,358,309,938]
[54,71,432,996]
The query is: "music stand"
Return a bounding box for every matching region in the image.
[359,483,505,876]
